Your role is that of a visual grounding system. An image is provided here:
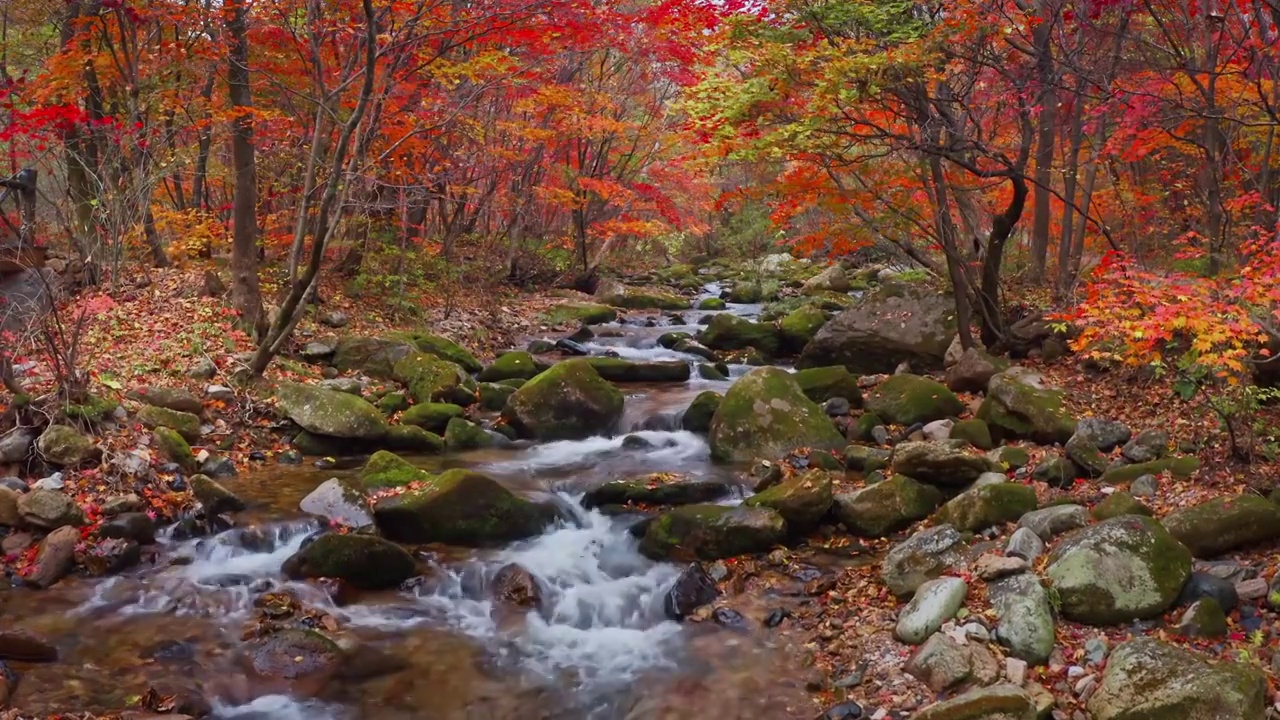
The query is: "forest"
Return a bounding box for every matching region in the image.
[0,0,1278,718]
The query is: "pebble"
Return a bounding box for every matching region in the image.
[973,553,1028,580]
[1237,577,1268,601]
[962,622,990,643]
[708,561,729,581]
[1130,474,1158,497]
[763,608,790,628]
[1005,656,1028,686]
[1084,637,1108,665]
[1067,665,1086,679]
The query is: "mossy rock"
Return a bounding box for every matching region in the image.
[1178,597,1228,638]
[681,391,722,433]
[444,417,493,450]
[387,330,482,374]
[912,685,1037,720]
[392,353,476,406]
[399,402,464,434]
[744,469,834,532]
[1045,515,1192,625]
[582,358,691,382]
[865,374,964,426]
[189,474,245,515]
[276,382,389,440]
[890,441,995,487]
[1066,434,1109,478]
[540,302,618,326]
[500,360,624,441]
[978,368,1077,445]
[1100,456,1200,485]
[1088,637,1266,720]
[64,394,121,422]
[478,352,542,383]
[950,419,993,451]
[332,335,416,378]
[851,412,883,442]
[292,430,368,457]
[638,504,787,560]
[372,469,555,545]
[726,282,763,303]
[1031,453,1081,487]
[1161,494,1280,557]
[497,378,526,389]
[153,427,197,472]
[697,364,728,381]
[779,306,829,354]
[358,450,430,489]
[596,280,690,310]
[582,473,731,509]
[658,331,692,348]
[793,366,863,405]
[376,392,410,415]
[697,297,726,310]
[934,482,1038,532]
[796,283,957,374]
[832,474,943,537]
[696,314,781,357]
[478,383,517,412]
[708,367,844,463]
[281,533,415,590]
[1091,491,1152,521]
[843,445,891,472]
[137,405,201,443]
[987,445,1031,470]
[383,425,444,454]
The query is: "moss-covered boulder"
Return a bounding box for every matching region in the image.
[276,382,389,440]
[726,282,764,303]
[299,478,373,528]
[399,402,464,434]
[388,330,482,373]
[1088,637,1266,720]
[583,358,691,382]
[282,533,415,590]
[744,469,833,532]
[1065,433,1108,478]
[595,279,690,310]
[978,368,1077,445]
[1045,515,1192,625]
[501,360,624,441]
[708,367,844,463]
[582,473,731,509]
[392,353,476,406]
[153,427,197,472]
[950,419,993,451]
[793,366,863,405]
[17,488,86,529]
[478,351,542,383]
[1031,453,1082,487]
[843,444,891,472]
[376,392,410,415]
[137,406,201,443]
[189,474,245,515]
[1161,494,1280,557]
[832,475,943,537]
[891,441,995,487]
[332,335,416,378]
[1091,491,1152,520]
[373,469,555,545]
[443,417,493,450]
[933,483,1038,532]
[638,504,786,560]
[697,297,726,311]
[864,374,964,426]
[357,450,430,489]
[696,314,781,357]
[1100,456,1200,484]
[681,391,721,433]
[383,425,445,453]
[540,302,618,326]
[130,386,203,415]
[475,383,515,412]
[779,305,828,354]
[797,283,957,374]
[987,445,1031,470]
[989,573,1056,665]
[881,524,970,597]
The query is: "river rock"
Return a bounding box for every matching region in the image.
[0,428,35,464]
[1005,527,1045,561]
[443,417,493,450]
[708,367,843,463]
[317,377,363,395]
[244,629,344,696]
[477,382,518,411]
[299,478,373,528]
[696,314,781,357]
[97,512,157,544]
[34,425,99,467]
[0,631,58,662]
[905,632,973,691]
[797,283,957,374]
[540,302,617,326]
[801,265,849,295]
[895,576,968,644]
[680,391,721,434]
[1177,571,1239,610]
[501,360,624,441]
[881,524,970,597]
[190,474,246,515]
[912,684,1037,720]
[357,451,430,489]
[399,402,464,433]
[843,445,890,472]
[950,419,994,450]
[990,572,1055,665]
[583,358,692,383]
[831,474,942,537]
[978,368,1077,445]
[153,427,197,472]
[1177,597,1227,637]
[136,405,202,443]
[1075,418,1132,452]
[1091,491,1152,520]
[933,482,1038,532]
[864,374,964,426]
[779,305,829,354]
[25,525,79,588]
[1121,428,1169,463]
[0,487,20,527]
[744,469,833,533]
[130,386,204,415]
[398,330,482,373]
[1065,433,1108,478]
[373,469,555,545]
[478,351,541,382]
[639,504,786,560]
[1045,515,1192,625]
[792,366,863,405]
[1018,504,1089,540]
[392,353,476,406]
[945,347,1008,393]
[17,489,84,530]
[1030,453,1081,487]
[1088,637,1265,720]
[664,563,720,620]
[594,279,689,310]
[492,563,543,609]
[890,441,994,487]
[79,537,141,575]
[276,382,389,440]
[1161,494,1280,557]
[583,473,731,509]
[283,533,416,590]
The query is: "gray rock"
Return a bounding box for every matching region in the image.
[904,632,972,692]
[320,311,349,328]
[978,367,1077,445]
[1129,474,1158,497]
[299,478,372,528]
[890,441,994,487]
[34,425,99,467]
[1075,418,1132,452]
[276,382,388,440]
[944,347,1007,394]
[881,524,969,598]
[971,471,1008,488]
[190,474,246,515]
[0,476,25,492]
[990,573,1055,665]
[300,341,336,363]
[1018,504,1089,540]
[1121,429,1169,464]
[895,576,968,644]
[912,684,1036,720]
[797,283,957,374]
[0,429,35,464]
[187,358,217,380]
[317,378,364,395]
[206,384,236,402]
[922,419,954,441]
[1006,527,1045,562]
[823,397,851,416]
[1084,637,1109,665]
[1088,637,1265,720]
[200,455,237,479]
[17,489,85,529]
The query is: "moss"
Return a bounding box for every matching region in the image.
[681,391,722,433]
[64,394,119,422]
[1162,494,1280,557]
[951,419,993,450]
[477,351,542,382]
[583,357,691,382]
[697,297,726,310]
[744,469,834,532]
[934,483,1039,532]
[376,392,410,415]
[989,445,1031,470]
[599,285,690,310]
[658,331,691,348]
[1091,491,1152,520]
[358,450,430,489]
[695,314,781,356]
[582,474,730,508]
[282,533,415,590]
[398,402,463,433]
[865,374,964,425]
[392,353,475,406]
[500,360,624,441]
[385,330,482,373]
[383,425,445,453]
[979,371,1077,444]
[852,412,883,442]
[708,366,844,463]
[372,468,555,545]
[1100,456,1200,485]
[137,405,201,442]
[540,302,618,326]
[444,417,493,450]
[153,427,197,471]
[478,382,517,411]
[638,504,787,560]
[779,305,828,354]
[726,282,763,303]
[844,444,891,472]
[759,293,854,322]
[833,474,943,537]
[497,377,527,389]
[793,366,863,405]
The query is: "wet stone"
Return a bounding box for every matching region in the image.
[665,563,720,620]
[1177,571,1239,611]
[711,607,747,630]
[822,701,864,719]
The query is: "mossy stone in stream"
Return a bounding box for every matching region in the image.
[697,364,728,381]
[639,504,787,560]
[478,351,542,383]
[933,482,1038,532]
[189,474,246,515]
[793,366,863,405]
[843,444,891,472]
[444,417,493,450]
[697,297,726,310]
[658,331,692,348]
[478,382,517,411]
[852,412,883,442]
[276,382,390,440]
[399,402,464,434]
[708,367,844,463]
[372,469,555,545]
[392,353,476,406]
[382,425,444,453]
[744,469,834,532]
[583,357,691,382]
[1091,491,1153,521]
[950,419,994,451]
[832,475,943,537]
[501,360,624,441]
[282,533,415,590]
[358,450,430,489]
[540,302,618,326]
[696,314,781,357]
[582,473,731,509]
[864,374,964,426]
[681,391,722,433]
[153,427,197,472]
[779,305,829,354]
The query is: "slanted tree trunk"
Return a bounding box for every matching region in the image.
[227,0,265,339]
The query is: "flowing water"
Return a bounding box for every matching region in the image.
[2,283,822,719]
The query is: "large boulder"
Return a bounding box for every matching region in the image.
[800,265,850,295]
[282,533,416,590]
[396,331,482,373]
[477,351,542,383]
[34,425,99,467]
[501,360,624,441]
[594,279,689,310]
[708,367,844,463]
[1088,637,1266,720]
[864,374,964,425]
[792,366,862,405]
[890,441,995,487]
[681,391,721,434]
[582,473,730,509]
[978,368,1077,445]
[392,353,476,406]
[17,489,85,530]
[831,475,943,537]
[944,347,1008,393]
[797,283,957,374]
[881,524,970,597]
[299,478,373,528]
[696,314,781,357]
[989,573,1055,665]
[276,383,388,440]
[1045,515,1192,625]
[933,482,1038,532]
[331,335,415,378]
[1161,494,1280,557]
[372,469,555,545]
[639,504,786,560]
[744,469,833,533]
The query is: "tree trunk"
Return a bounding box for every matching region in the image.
[1029,3,1056,280]
[227,0,265,338]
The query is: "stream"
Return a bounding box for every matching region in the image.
[2,284,826,719]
